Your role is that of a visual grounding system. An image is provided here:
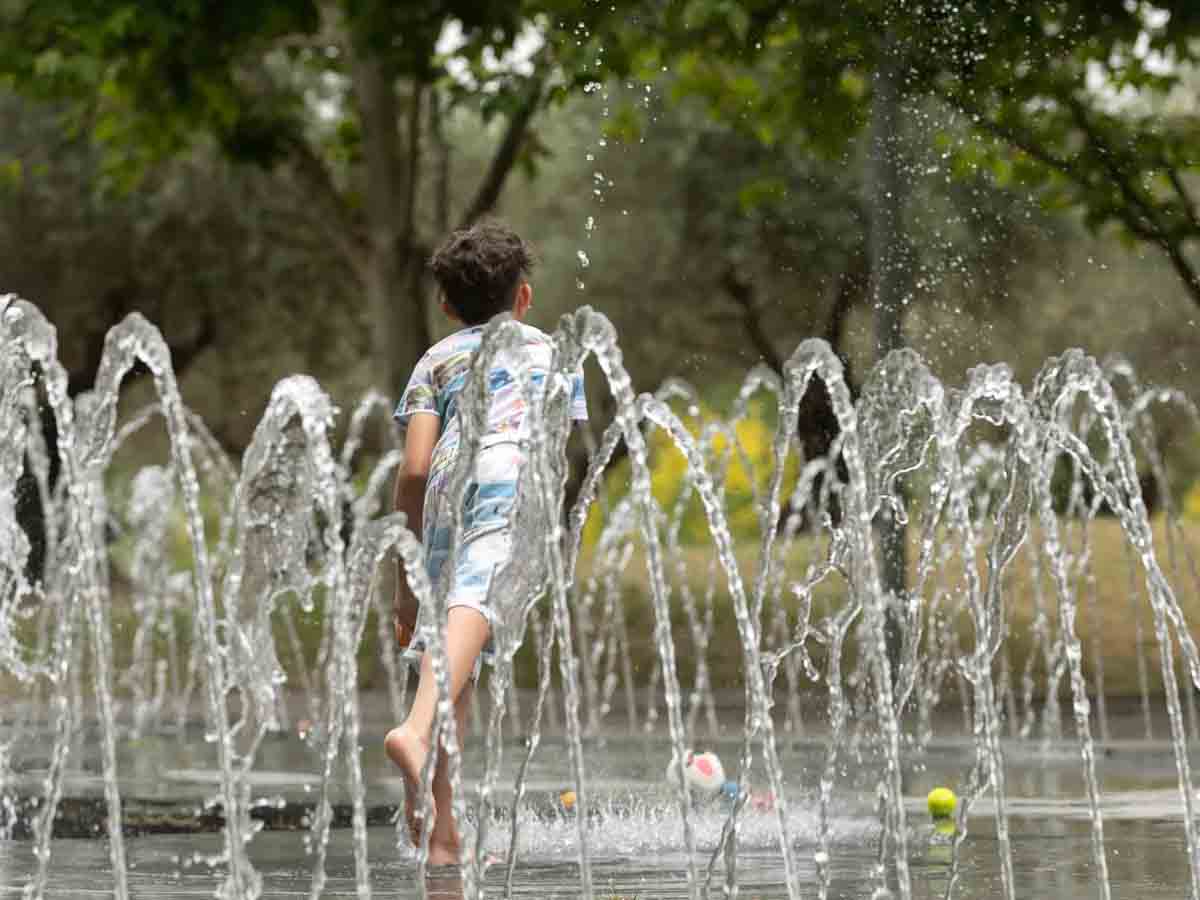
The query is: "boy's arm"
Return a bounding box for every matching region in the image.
[392,413,440,640]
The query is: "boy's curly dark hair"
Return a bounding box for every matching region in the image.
[428,221,536,325]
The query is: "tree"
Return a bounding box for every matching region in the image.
[0,87,369,579]
[565,0,1200,657]
[0,92,361,413]
[580,0,1199,488]
[611,1,1200,308]
[928,3,1200,308]
[0,0,621,400]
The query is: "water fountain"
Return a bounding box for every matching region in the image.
[2,292,1200,899]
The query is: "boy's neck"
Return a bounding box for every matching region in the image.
[452,312,523,330]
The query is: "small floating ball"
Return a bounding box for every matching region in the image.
[719,780,739,800]
[689,752,725,792]
[927,787,957,821]
[665,750,726,795]
[750,790,775,812]
[560,790,577,811]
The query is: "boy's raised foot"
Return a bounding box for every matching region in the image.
[385,724,432,847]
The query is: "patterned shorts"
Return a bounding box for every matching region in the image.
[402,438,533,676]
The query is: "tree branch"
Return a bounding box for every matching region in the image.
[823,262,861,397]
[167,309,219,378]
[1166,165,1200,234]
[68,283,132,396]
[719,266,785,372]
[1064,97,1200,307]
[67,286,218,396]
[1064,97,1164,233]
[1159,238,1200,306]
[457,77,544,229]
[938,88,1200,308]
[937,89,1083,185]
[719,265,846,469]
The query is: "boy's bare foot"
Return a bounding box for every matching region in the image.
[425,869,464,898]
[385,724,432,847]
[427,834,462,866]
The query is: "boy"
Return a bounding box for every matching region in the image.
[384,221,586,865]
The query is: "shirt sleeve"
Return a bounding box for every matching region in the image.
[569,368,588,422]
[394,354,439,430]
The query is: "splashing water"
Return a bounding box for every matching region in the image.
[1,294,1199,899]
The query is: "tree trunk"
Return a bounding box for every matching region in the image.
[867,38,909,672]
[353,56,429,403]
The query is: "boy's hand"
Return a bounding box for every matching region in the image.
[393,574,419,649]
[393,613,414,650]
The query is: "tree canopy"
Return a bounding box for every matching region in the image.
[0,0,624,400]
[597,1,1200,305]
[1,0,1198,451]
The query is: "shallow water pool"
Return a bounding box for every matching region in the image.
[1,725,1196,898]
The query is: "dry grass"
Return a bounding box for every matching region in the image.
[555,515,1200,700]
[4,516,1198,705]
[1001,516,1200,698]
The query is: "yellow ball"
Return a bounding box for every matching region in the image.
[560,790,577,811]
[927,787,957,820]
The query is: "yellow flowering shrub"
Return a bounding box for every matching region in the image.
[581,400,800,548]
[1185,481,1200,521]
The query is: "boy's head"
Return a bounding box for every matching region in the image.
[429,221,535,325]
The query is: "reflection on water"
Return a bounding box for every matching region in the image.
[0,729,1194,897]
[0,816,1187,898]
[426,869,465,900]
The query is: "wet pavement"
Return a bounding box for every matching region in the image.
[1,710,1197,897]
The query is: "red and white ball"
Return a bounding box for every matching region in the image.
[666,750,726,796]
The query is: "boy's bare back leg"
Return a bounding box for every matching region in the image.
[385,607,490,858]
[427,681,472,864]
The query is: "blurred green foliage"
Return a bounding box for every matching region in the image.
[584,1,1200,304]
[2,2,1200,589]
[1,1,1197,416]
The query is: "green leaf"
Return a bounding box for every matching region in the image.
[737,175,787,213]
[0,158,21,187]
[33,49,63,78]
